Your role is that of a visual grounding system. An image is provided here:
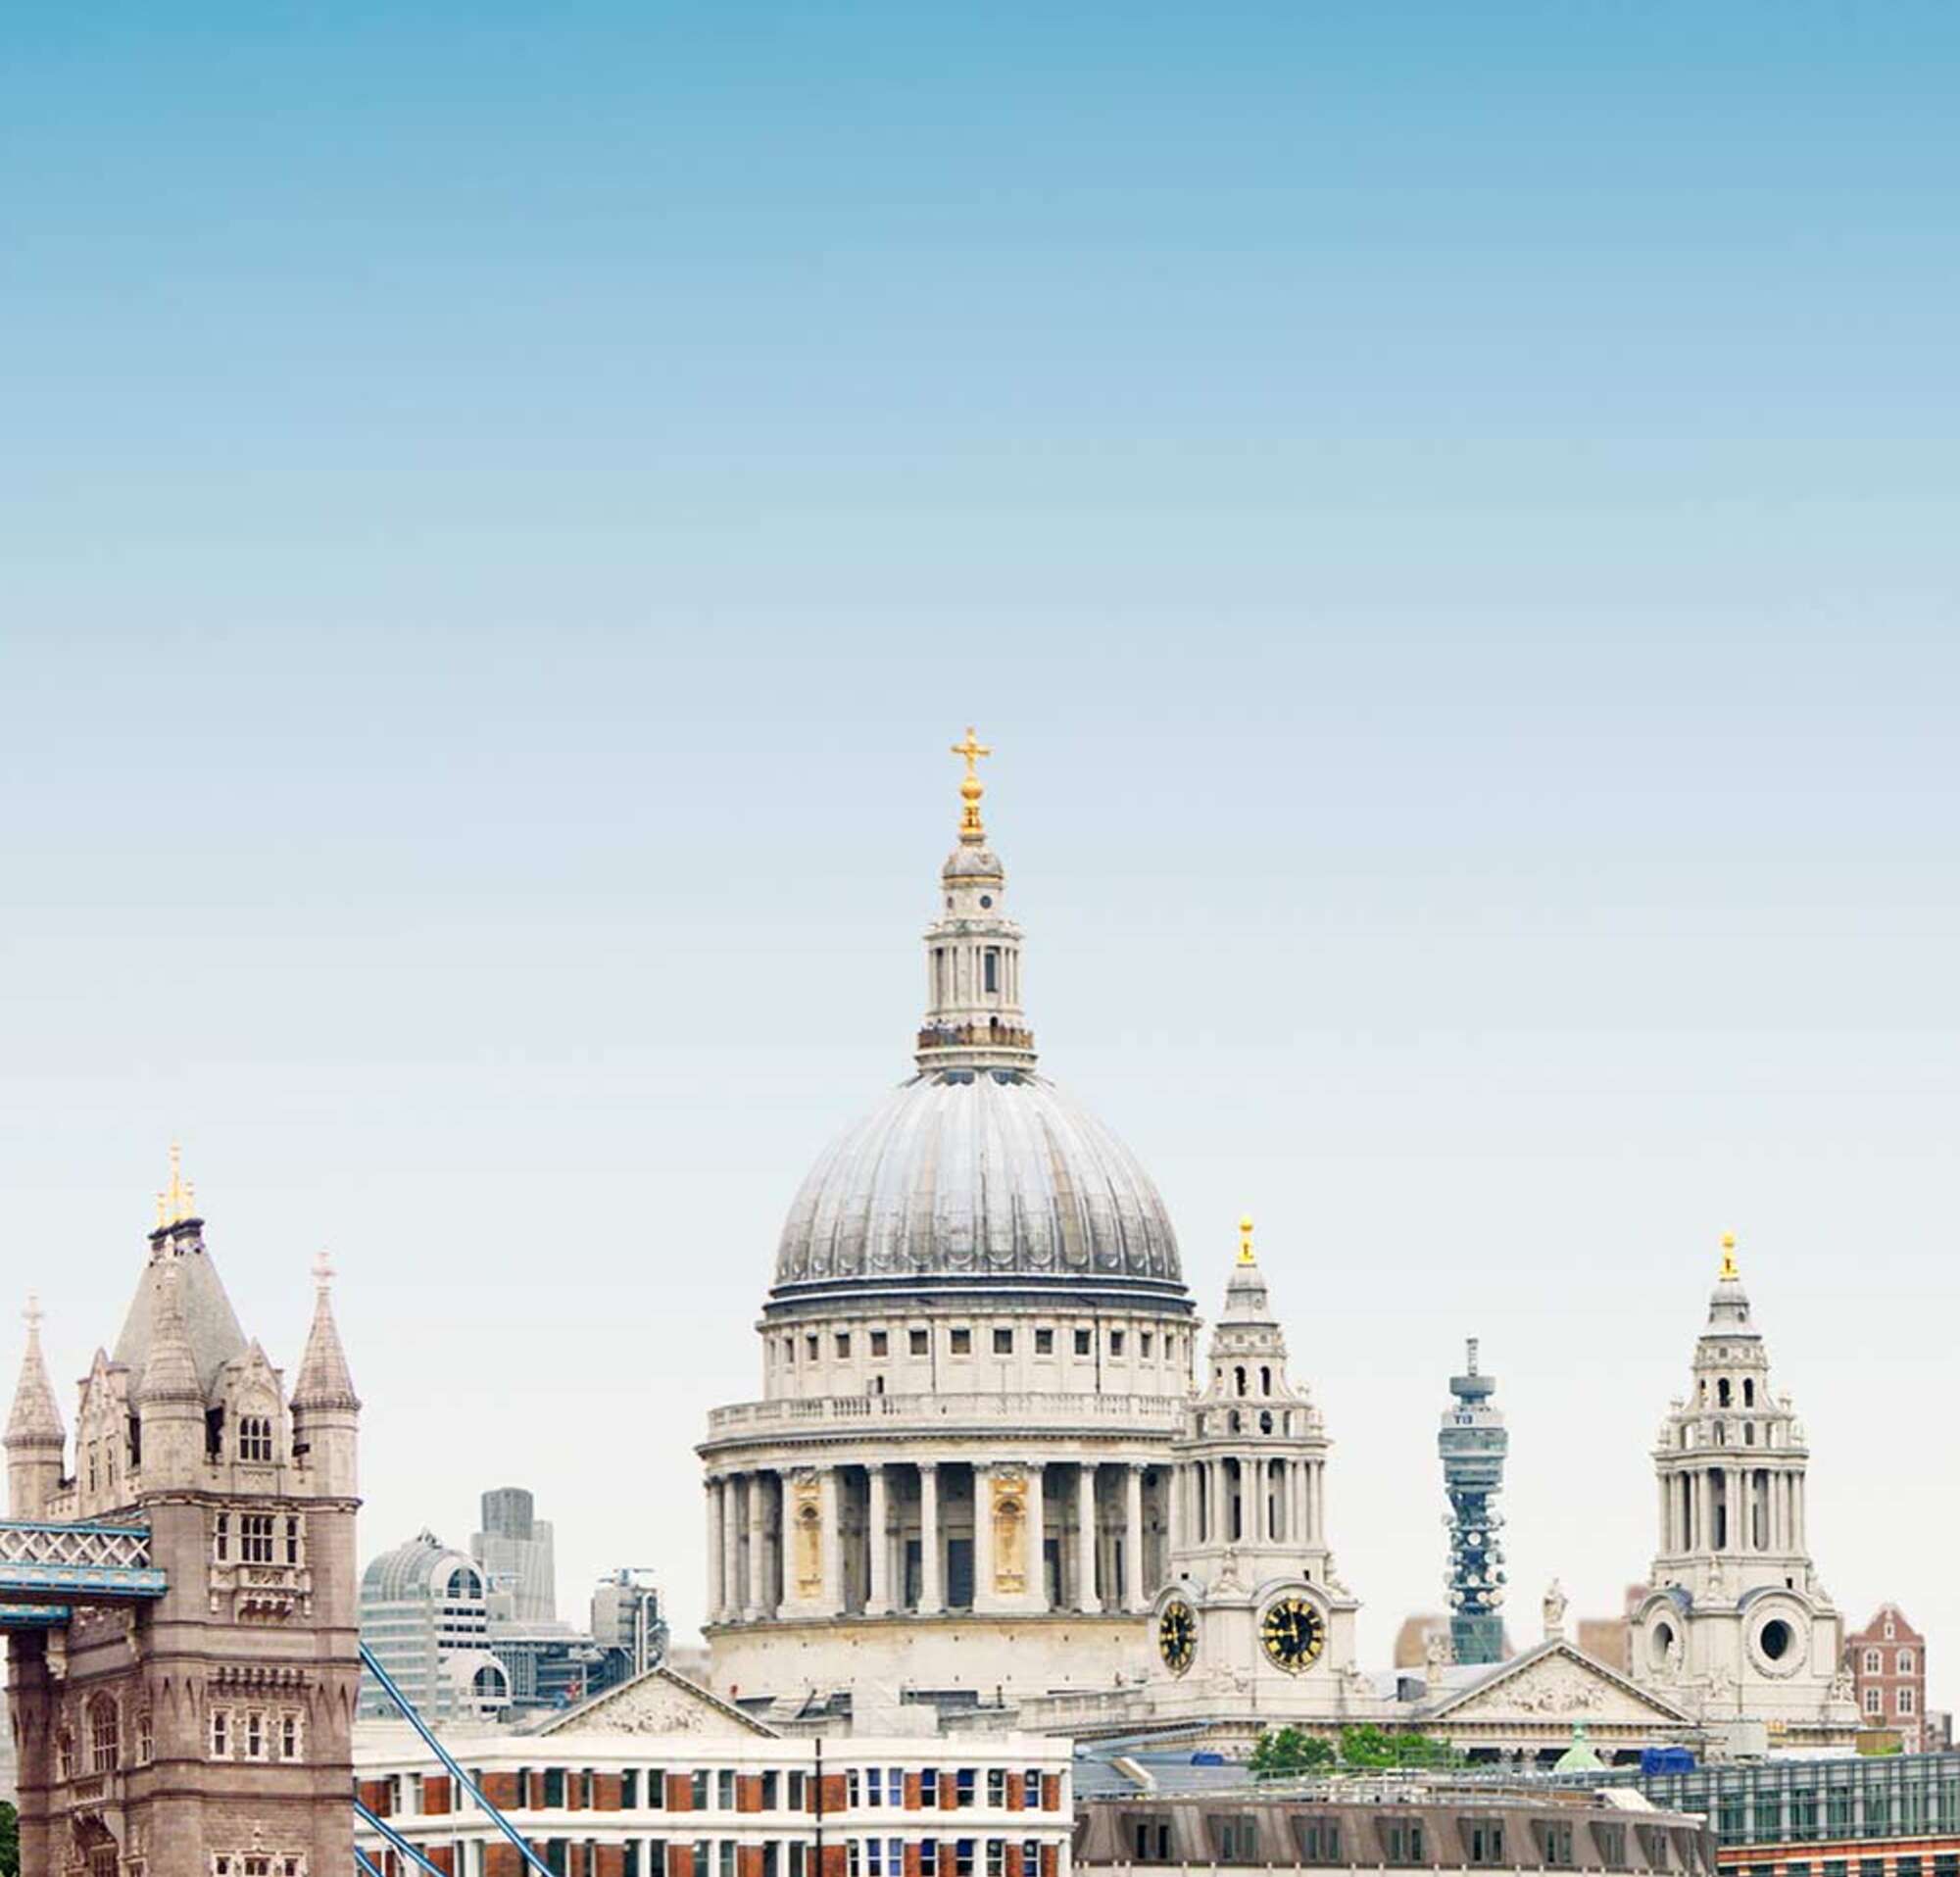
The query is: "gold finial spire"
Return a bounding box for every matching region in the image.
[312,1249,336,1295]
[23,1293,42,1336]
[950,725,993,843]
[1238,1214,1256,1265]
[156,1142,196,1230]
[1718,1230,1739,1282]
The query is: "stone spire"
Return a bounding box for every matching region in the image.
[136,1259,203,1407]
[7,1297,67,1517]
[6,1295,66,1448]
[916,727,1037,1071]
[292,1252,360,1411]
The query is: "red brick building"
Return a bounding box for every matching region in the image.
[1847,1604,1928,1751]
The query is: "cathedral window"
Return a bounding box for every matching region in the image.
[1234,1366,1248,1398]
[1073,1329,1091,1357]
[239,1415,275,1462]
[285,1515,303,1564]
[245,1711,266,1760]
[994,1328,1013,1355]
[837,1333,852,1358]
[1718,1379,1733,1408]
[1744,1379,1756,1406]
[983,950,1000,994]
[1035,1328,1054,1356]
[214,1513,230,1561]
[88,1694,120,1772]
[1108,1331,1124,1357]
[807,1335,819,1360]
[280,1712,301,1760]
[211,1709,230,1758]
[56,1728,75,1781]
[910,1330,930,1356]
[950,1328,972,1356]
[1259,1366,1271,1395]
[135,1708,153,1764]
[1140,1332,1152,1358]
[871,1331,889,1358]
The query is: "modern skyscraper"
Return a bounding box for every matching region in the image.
[1439,1337,1508,1665]
[472,1485,557,1624]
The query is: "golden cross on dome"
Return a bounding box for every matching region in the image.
[1719,1230,1739,1282]
[156,1142,196,1229]
[1238,1214,1256,1265]
[950,725,993,841]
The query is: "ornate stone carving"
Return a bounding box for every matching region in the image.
[791,1476,823,1599]
[991,1470,1027,1595]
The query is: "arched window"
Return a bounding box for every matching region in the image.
[1259,1366,1272,1397]
[88,1695,120,1773]
[1258,1410,1274,1435]
[1743,1378,1755,1407]
[1717,1379,1732,1408]
[1234,1366,1248,1398]
[238,1415,275,1463]
[56,1728,75,1782]
[1697,1379,1707,1404]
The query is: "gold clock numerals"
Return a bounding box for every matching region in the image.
[1260,1595,1326,1673]
[1157,1599,1197,1675]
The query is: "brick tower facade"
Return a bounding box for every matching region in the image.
[5,1159,362,1877]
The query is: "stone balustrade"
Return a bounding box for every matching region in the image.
[706,1390,1186,1437]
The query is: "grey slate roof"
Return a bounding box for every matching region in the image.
[113,1230,249,1402]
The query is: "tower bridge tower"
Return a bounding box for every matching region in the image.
[3,1156,362,1877]
[1439,1337,1507,1666]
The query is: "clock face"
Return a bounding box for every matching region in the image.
[1157,1600,1197,1675]
[1261,1595,1326,1673]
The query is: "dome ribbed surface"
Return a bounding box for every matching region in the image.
[773,1069,1182,1290]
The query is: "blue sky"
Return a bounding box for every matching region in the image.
[3,6,1957,1692]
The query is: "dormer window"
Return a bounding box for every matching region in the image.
[239,1416,275,1463]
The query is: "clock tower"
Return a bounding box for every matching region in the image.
[1145,1219,1359,1721]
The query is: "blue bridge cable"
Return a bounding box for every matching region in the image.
[356,1850,388,1877]
[355,1801,456,1877]
[358,1641,556,1877]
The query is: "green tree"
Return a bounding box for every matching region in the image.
[1249,1726,1336,1778]
[1337,1725,1463,1770]
[0,1798,19,1877]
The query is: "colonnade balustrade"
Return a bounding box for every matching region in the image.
[703,1457,1160,1624]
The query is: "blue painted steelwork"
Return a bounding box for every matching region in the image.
[355,1801,453,1877]
[1439,1337,1508,1665]
[357,1852,387,1877]
[0,1518,168,1604]
[0,1605,73,1628]
[358,1641,554,1877]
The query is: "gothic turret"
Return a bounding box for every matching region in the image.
[915,726,1037,1070]
[292,1252,361,1497]
[5,1297,67,1516]
[136,1256,207,1485]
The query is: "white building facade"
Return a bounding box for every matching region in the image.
[1627,1237,1858,1748]
[700,736,1197,1720]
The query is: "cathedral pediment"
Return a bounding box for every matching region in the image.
[1423,1641,1695,1726]
[535,1664,777,1738]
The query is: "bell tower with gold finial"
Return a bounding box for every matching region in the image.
[1148,1214,1359,1720]
[1629,1232,1857,1745]
[916,726,1038,1071]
